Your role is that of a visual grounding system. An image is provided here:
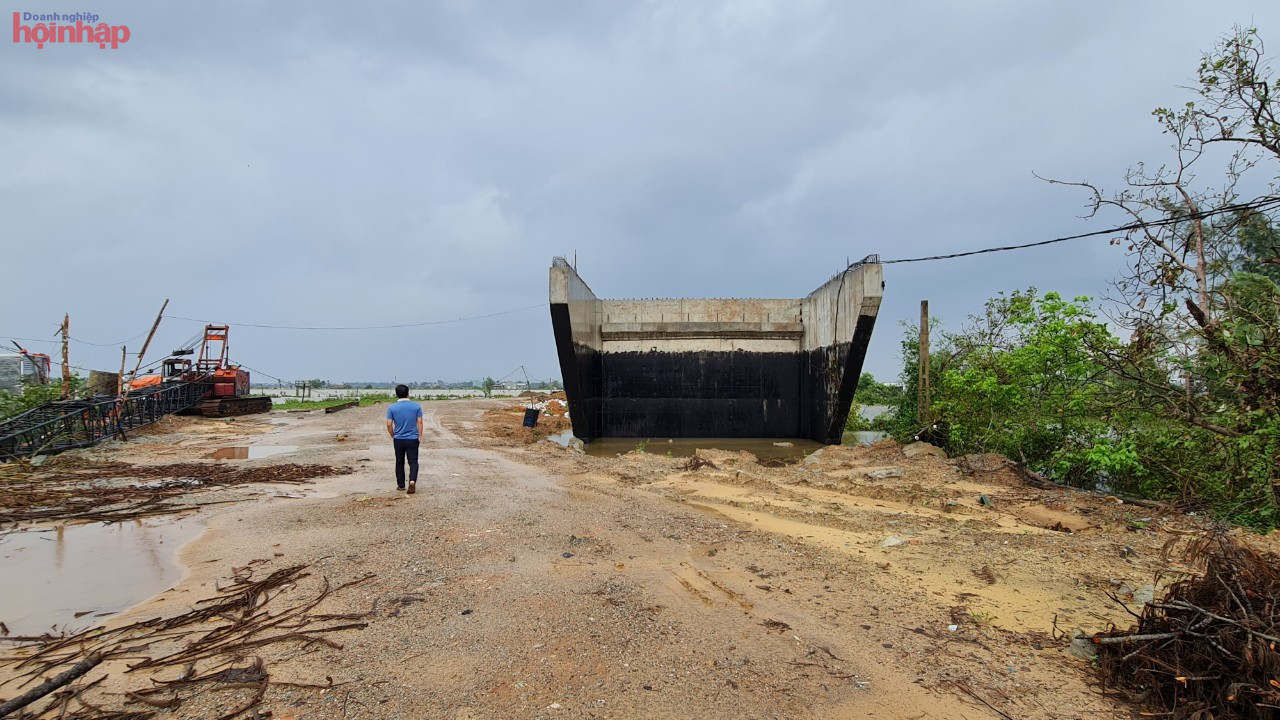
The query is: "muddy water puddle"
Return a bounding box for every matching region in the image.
[0,517,203,636]
[578,437,825,462]
[205,445,298,460]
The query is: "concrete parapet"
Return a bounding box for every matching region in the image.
[548,256,883,443]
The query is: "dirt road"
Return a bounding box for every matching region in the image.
[4,399,1203,719]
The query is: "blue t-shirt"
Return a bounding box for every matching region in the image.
[386,399,423,440]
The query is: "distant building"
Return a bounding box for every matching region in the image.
[0,354,51,395]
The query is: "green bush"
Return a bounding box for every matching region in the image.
[0,377,84,422]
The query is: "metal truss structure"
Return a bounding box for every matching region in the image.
[0,381,211,461]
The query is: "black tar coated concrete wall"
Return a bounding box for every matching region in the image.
[548,257,882,444]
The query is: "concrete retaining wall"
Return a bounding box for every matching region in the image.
[548,256,882,444]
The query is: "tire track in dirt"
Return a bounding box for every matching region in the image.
[26,400,1142,719]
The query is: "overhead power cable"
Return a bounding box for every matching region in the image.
[69,331,150,347]
[235,363,289,385]
[495,365,534,384]
[2,331,149,348]
[2,335,57,346]
[880,195,1280,265]
[164,303,544,331]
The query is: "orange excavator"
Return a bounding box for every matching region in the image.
[1,324,273,460]
[129,324,272,417]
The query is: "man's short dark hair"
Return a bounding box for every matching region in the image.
[395,384,409,398]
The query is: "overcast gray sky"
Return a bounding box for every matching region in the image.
[3,1,1278,385]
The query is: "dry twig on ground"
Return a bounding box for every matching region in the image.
[1091,532,1280,719]
[0,563,373,719]
[0,461,351,525]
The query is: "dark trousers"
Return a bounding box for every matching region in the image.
[393,439,419,487]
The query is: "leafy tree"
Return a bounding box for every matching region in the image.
[871,30,1280,526]
[853,373,902,405]
[481,377,495,398]
[875,322,927,440]
[845,373,904,432]
[0,375,85,421]
[1232,210,1280,284]
[928,290,1132,484]
[1041,27,1280,523]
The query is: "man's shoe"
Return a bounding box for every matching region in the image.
[397,484,405,491]
[407,481,416,494]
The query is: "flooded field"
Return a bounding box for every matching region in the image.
[0,517,203,636]
[258,387,527,402]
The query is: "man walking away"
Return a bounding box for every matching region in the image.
[386,384,424,493]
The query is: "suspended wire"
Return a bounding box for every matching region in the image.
[880,195,1280,265]
[2,335,57,347]
[163,303,544,331]
[2,332,150,348]
[235,363,290,385]
[68,330,150,347]
[495,365,535,384]
[16,196,1276,360]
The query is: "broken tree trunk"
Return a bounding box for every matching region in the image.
[0,651,103,718]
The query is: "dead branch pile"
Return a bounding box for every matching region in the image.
[1091,533,1280,719]
[0,462,351,525]
[682,456,717,471]
[0,562,373,719]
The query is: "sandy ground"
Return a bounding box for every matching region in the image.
[0,399,1239,719]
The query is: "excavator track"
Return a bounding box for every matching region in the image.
[193,396,273,418]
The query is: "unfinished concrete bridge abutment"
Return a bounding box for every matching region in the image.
[549,257,883,444]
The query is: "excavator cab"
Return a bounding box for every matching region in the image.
[163,358,191,379]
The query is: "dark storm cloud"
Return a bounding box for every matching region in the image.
[2,1,1277,383]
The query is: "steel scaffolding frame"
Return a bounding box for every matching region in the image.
[0,381,211,461]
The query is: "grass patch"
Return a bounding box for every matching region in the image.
[272,394,395,411]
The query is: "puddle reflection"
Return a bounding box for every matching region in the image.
[0,517,203,636]
[205,445,297,460]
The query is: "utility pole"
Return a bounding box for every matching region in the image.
[130,298,169,382]
[117,346,127,397]
[918,300,930,425]
[116,345,130,440]
[60,314,70,400]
